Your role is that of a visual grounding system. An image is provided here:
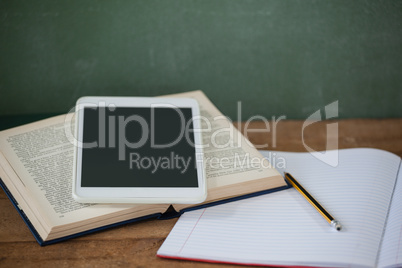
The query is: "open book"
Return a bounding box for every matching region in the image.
[0,91,286,245]
[158,149,402,268]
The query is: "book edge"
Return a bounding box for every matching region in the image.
[1,174,290,245]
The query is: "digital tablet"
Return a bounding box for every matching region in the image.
[72,96,207,204]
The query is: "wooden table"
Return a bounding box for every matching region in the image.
[1,118,401,267]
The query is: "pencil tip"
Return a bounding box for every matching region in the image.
[331,220,342,231]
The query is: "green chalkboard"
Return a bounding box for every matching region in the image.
[0,0,401,120]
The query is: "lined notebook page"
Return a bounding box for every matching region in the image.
[378,164,402,268]
[158,149,401,268]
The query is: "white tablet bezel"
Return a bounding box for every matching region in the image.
[72,96,207,204]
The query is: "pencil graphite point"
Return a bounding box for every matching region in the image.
[331,220,342,231]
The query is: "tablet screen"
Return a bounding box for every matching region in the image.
[80,107,198,187]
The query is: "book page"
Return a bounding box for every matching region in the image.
[163,91,285,195]
[0,115,168,239]
[378,162,402,268]
[158,149,401,268]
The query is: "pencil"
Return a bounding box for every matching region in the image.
[284,172,342,231]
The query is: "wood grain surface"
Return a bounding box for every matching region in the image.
[1,118,401,268]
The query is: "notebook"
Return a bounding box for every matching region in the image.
[157,148,402,268]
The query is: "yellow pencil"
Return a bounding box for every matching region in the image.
[284,172,342,231]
